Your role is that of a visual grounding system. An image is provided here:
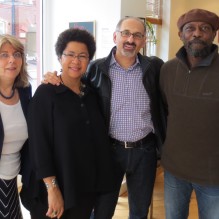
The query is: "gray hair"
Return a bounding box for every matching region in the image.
[115,17,146,34]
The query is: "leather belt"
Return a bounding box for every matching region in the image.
[110,132,155,148]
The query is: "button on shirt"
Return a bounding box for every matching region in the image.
[109,53,154,142]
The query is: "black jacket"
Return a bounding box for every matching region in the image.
[25,83,115,210]
[0,86,32,186]
[86,47,166,150]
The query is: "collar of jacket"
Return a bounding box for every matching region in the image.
[176,44,219,67]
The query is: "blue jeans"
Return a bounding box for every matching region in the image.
[164,171,219,219]
[91,138,157,219]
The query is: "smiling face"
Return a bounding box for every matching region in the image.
[113,18,146,58]
[0,43,22,82]
[59,41,89,82]
[179,21,216,58]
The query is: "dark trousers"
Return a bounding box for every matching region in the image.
[91,137,157,219]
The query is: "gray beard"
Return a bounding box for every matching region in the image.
[187,46,211,58]
[185,39,212,58]
[121,49,135,57]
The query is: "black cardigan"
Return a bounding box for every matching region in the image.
[27,83,115,210]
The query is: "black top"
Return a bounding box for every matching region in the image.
[27,82,115,210]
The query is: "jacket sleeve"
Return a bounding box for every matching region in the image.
[159,63,169,118]
[19,85,33,186]
[149,56,167,147]
[27,84,56,180]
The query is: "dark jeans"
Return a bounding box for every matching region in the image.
[164,171,219,219]
[91,137,157,219]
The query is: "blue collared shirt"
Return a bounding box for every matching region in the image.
[109,53,154,142]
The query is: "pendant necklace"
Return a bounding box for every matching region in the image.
[0,87,15,99]
[59,75,85,97]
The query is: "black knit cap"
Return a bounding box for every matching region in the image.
[177,8,219,31]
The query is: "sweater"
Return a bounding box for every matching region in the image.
[160,45,219,185]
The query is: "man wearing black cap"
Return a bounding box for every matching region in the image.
[160,8,219,219]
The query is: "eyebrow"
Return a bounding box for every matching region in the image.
[0,50,19,53]
[65,51,88,54]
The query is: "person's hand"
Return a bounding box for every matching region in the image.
[42,71,61,86]
[46,186,64,218]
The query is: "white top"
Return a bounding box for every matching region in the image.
[0,100,28,180]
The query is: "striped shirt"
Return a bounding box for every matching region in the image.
[109,53,154,142]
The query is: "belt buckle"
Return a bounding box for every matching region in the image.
[125,142,132,148]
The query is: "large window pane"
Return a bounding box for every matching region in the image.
[0,0,41,92]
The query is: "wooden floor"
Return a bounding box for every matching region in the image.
[113,168,199,219]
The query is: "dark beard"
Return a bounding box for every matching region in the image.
[185,39,212,58]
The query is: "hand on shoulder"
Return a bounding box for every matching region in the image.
[42,71,61,86]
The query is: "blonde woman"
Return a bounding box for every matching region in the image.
[0,34,31,219]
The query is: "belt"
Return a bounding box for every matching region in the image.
[110,132,155,148]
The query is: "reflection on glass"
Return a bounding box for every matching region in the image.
[0,0,39,92]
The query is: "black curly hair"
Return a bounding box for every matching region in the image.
[55,28,96,60]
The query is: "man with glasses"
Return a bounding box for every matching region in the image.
[44,16,165,219]
[87,16,165,219]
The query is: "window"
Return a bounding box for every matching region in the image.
[0,19,6,34]
[146,0,162,19]
[146,0,162,56]
[0,0,41,92]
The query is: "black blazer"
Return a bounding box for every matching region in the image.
[0,86,32,185]
[27,83,115,210]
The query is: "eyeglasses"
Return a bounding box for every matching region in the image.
[0,52,22,60]
[62,53,89,62]
[117,30,145,40]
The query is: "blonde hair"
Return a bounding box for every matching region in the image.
[0,34,30,87]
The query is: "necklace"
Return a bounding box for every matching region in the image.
[0,88,15,99]
[59,75,64,85]
[59,75,85,97]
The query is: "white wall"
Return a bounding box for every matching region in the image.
[121,0,146,18]
[42,0,146,73]
[43,0,121,72]
[157,0,171,62]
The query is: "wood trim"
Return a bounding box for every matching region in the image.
[146,17,162,25]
